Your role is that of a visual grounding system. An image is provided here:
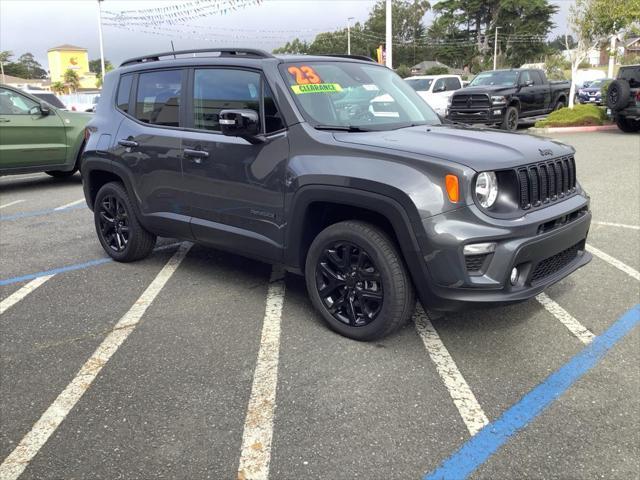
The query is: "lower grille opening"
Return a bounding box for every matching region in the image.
[530,241,584,284]
[465,253,490,273]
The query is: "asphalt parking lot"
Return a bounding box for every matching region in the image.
[0,130,638,480]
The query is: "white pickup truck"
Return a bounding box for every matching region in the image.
[404,75,464,116]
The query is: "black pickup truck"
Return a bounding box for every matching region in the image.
[447,69,570,130]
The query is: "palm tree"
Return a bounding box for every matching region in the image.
[51,81,66,95]
[63,69,80,92]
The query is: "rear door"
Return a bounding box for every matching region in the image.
[517,71,537,114]
[181,67,288,262]
[113,69,192,238]
[530,71,550,112]
[0,87,67,170]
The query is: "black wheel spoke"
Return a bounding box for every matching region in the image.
[98,194,129,253]
[315,241,383,328]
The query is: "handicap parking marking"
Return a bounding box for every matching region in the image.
[414,305,489,436]
[536,293,595,345]
[0,242,183,287]
[587,244,640,281]
[592,221,640,231]
[53,198,86,211]
[0,200,25,210]
[0,242,192,480]
[0,275,55,315]
[423,304,640,480]
[238,265,286,480]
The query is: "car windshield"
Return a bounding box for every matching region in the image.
[405,78,433,91]
[280,61,440,131]
[588,80,606,88]
[469,71,519,87]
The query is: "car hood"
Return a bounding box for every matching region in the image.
[454,85,515,95]
[332,125,574,171]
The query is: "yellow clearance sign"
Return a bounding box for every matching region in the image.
[291,83,343,94]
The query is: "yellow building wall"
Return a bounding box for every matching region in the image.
[48,49,97,89]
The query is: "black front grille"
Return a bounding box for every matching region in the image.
[530,242,582,283]
[465,253,489,272]
[451,94,491,108]
[517,155,576,210]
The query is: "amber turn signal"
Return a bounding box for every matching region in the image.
[445,174,459,203]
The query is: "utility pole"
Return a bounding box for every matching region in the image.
[97,0,106,83]
[493,26,500,70]
[607,34,617,79]
[347,17,354,55]
[385,0,392,68]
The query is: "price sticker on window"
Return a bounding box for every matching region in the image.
[287,65,322,84]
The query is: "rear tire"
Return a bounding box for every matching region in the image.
[554,100,566,111]
[94,181,156,262]
[305,220,415,341]
[606,80,631,111]
[501,106,519,131]
[615,116,640,133]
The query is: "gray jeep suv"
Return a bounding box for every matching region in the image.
[82,49,592,340]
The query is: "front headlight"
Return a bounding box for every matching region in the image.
[475,171,498,208]
[447,96,453,106]
[491,95,506,105]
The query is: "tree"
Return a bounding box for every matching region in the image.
[425,65,449,74]
[566,0,639,108]
[63,69,80,92]
[548,34,576,52]
[89,58,114,78]
[17,53,47,78]
[395,64,411,77]
[51,81,66,95]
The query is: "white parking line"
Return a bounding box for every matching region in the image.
[0,200,25,210]
[53,198,85,211]
[0,275,54,315]
[592,221,640,231]
[0,242,192,480]
[414,304,489,436]
[587,244,640,282]
[536,293,595,345]
[237,265,286,480]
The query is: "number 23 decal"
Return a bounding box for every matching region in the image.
[287,65,322,84]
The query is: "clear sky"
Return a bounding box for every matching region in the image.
[0,0,572,70]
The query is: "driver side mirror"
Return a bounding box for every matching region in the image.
[433,85,446,93]
[219,109,264,144]
[30,103,50,116]
[521,80,534,87]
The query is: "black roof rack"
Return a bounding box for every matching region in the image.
[317,54,376,63]
[120,48,274,67]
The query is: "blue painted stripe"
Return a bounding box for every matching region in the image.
[0,204,86,221]
[424,304,640,480]
[0,258,113,286]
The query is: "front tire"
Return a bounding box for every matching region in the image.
[501,106,519,131]
[615,116,640,133]
[94,181,156,262]
[305,221,415,341]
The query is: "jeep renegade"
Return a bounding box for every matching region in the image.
[82,49,592,340]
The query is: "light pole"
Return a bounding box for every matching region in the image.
[97,0,106,83]
[347,17,354,55]
[493,26,500,71]
[385,0,392,68]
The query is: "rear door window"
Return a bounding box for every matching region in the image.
[445,77,461,90]
[530,71,543,85]
[134,70,183,127]
[619,66,640,88]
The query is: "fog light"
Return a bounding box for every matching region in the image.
[463,242,496,255]
[510,267,519,285]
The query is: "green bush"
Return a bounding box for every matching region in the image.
[395,64,411,78]
[535,104,608,128]
[425,65,449,75]
[600,79,612,102]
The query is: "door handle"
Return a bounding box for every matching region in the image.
[184,148,210,163]
[118,139,138,148]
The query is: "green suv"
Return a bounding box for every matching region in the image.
[0,84,91,177]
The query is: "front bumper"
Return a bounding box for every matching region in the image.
[447,108,503,125]
[414,194,591,311]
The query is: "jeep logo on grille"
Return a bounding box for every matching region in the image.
[538,148,553,157]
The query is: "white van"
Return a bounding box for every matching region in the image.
[403,75,463,115]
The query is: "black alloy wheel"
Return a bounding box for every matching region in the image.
[506,107,518,130]
[316,241,383,327]
[98,195,130,252]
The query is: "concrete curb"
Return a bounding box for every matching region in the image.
[528,124,618,134]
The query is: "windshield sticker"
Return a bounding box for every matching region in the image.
[362,84,379,91]
[287,65,322,84]
[291,83,343,94]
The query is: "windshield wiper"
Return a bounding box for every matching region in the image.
[314,125,372,132]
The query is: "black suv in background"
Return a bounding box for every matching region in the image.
[447,69,570,130]
[82,49,591,340]
[606,64,640,133]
